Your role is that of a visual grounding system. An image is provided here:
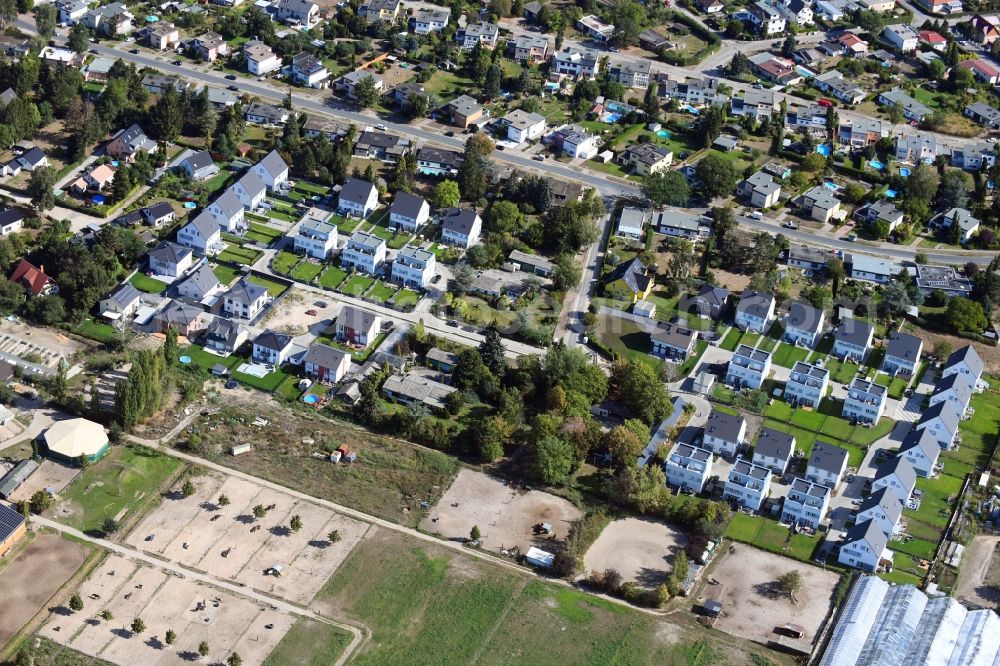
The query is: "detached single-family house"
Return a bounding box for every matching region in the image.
[551,46,602,79]
[154,300,206,338]
[882,332,923,376]
[106,124,157,161]
[548,125,600,159]
[291,52,330,88]
[202,318,249,355]
[692,284,729,319]
[231,172,266,211]
[730,89,779,120]
[616,207,647,240]
[785,361,829,409]
[181,151,219,181]
[341,231,386,275]
[275,0,319,26]
[252,330,295,366]
[392,244,436,289]
[800,186,841,223]
[440,95,484,129]
[787,245,830,273]
[846,254,893,284]
[440,208,482,248]
[879,88,931,122]
[336,306,382,347]
[603,257,651,302]
[250,149,289,192]
[747,1,787,35]
[410,8,449,33]
[726,344,772,391]
[0,208,24,236]
[99,283,142,320]
[843,378,888,424]
[702,409,746,457]
[734,289,776,333]
[806,440,848,488]
[964,102,1000,130]
[960,58,1000,84]
[335,70,385,101]
[192,32,229,62]
[664,443,713,493]
[915,400,961,449]
[176,213,221,254]
[942,345,983,384]
[723,458,773,511]
[147,241,193,278]
[293,211,338,259]
[752,427,795,476]
[895,133,938,163]
[738,171,781,208]
[832,316,874,362]
[513,34,549,64]
[838,519,890,572]
[784,301,825,348]
[303,343,351,383]
[856,487,903,537]
[455,21,499,50]
[864,199,905,235]
[176,263,221,302]
[781,479,830,529]
[620,143,673,176]
[872,457,916,501]
[9,260,56,296]
[649,322,696,361]
[882,24,919,51]
[12,147,48,172]
[389,192,430,232]
[338,178,379,219]
[898,427,940,477]
[942,207,981,244]
[504,109,547,144]
[654,211,711,239]
[244,40,281,76]
[245,102,290,126]
[223,278,268,320]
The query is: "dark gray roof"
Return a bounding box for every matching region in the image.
[790,477,830,498]
[755,427,795,461]
[918,399,961,435]
[441,207,480,235]
[704,409,745,443]
[0,459,37,499]
[185,211,220,240]
[695,284,729,308]
[899,427,939,462]
[236,171,266,199]
[417,146,462,167]
[391,191,427,220]
[650,322,695,350]
[185,150,214,171]
[945,345,984,379]
[258,149,288,177]
[885,332,922,362]
[931,371,974,403]
[604,257,650,294]
[834,316,873,348]
[18,146,45,166]
[858,486,903,524]
[224,278,267,306]
[808,440,848,475]
[179,263,220,297]
[673,443,712,462]
[303,342,349,369]
[874,456,916,491]
[0,207,25,227]
[340,177,377,206]
[844,518,889,553]
[204,317,246,347]
[148,240,191,265]
[736,289,775,319]
[734,343,771,363]
[157,299,203,326]
[787,301,824,335]
[144,201,174,220]
[254,329,293,352]
[338,305,379,332]
[790,360,828,381]
[732,458,771,480]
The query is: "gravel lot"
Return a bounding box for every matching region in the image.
[583,517,688,588]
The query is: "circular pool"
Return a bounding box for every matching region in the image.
[302,394,320,404]
[178,356,192,364]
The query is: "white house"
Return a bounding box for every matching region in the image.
[99,283,142,320]
[915,400,961,449]
[504,109,547,144]
[942,207,981,244]
[805,440,849,488]
[929,372,975,414]
[244,41,281,76]
[338,178,379,219]
[726,344,772,391]
[147,241,193,278]
[871,457,916,501]
[856,487,903,537]
[294,210,338,259]
[291,52,330,88]
[440,208,482,248]
[616,207,647,240]
[252,330,295,366]
[250,149,289,191]
[702,409,746,457]
[784,301,825,348]
[843,378,887,424]
[392,244,437,289]
[898,427,940,477]
[734,290,776,332]
[882,24,920,51]
[832,316,874,362]
[737,171,782,208]
[781,478,830,529]
[752,427,795,475]
[176,212,221,254]
[723,458,772,511]
[838,519,890,572]
[882,332,923,377]
[336,305,382,347]
[176,263,221,303]
[230,172,267,211]
[181,150,218,181]
[847,254,893,284]
[664,443,713,493]
[206,188,246,233]
[389,192,430,232]
[223,278,269,320]
[785,361,829,409]
[303,343,351,383]
[942,345,983,384]
[341,231,386,275]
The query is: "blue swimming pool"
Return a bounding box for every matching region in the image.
[179,355,192,364]
[302,394,319,404]
[681,104,700,115]
[885,189,897,198]
[604,113,622,123]
[823,181,838,191]
[657,130,671,138]
[899,167,911,177]
[816,144,832,157]
[796,65,815,79]
[183,201,196,209]
[869,159,885,170]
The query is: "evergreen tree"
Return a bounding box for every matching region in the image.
[478,325,506,376]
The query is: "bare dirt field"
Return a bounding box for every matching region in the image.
[954,535,1000,607]
[39,555,295,666]
[420,468,583,553]
[901,322,1000,375]
[706,545,839,650]
[123,472,369,605]
[0,532,89,648]
[0,319,90,368]
[9,460,80,504]
[260,286,325,337]
[582,517,688,588]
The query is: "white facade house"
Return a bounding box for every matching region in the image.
[883,24,919,51]
[843,378,888,424]
[392,244,436,289]
[664,443,713,493]
[737,171,782,208]
[898,428,940,477]
[915,400,961,450]
[784,301,825,348]
[250,149,289,191]
[723,458,773,511]
[882,332,923,376]
[726,344,772,391]
[752,427,795,476]
[337,178,379,219]
[781,478,830,529]
[929,372,975,414]
[223,278,269,320]
[389,192,430,232]
[341,231,387,276]
[734,289,776,332]
[785,361,829,409]
[856,487,903,538]
[230,172,267,211]
[838,519,890,572]
[252,330,294,366]
[942,345,983,384]
[303,343,351,383]
[440,208,482,248]
[147,241,193,278]
[244,41,281,76]
[871,457,916,502]
[832,316,874,362]
[701,409,746,457]
[293,211,338,259]
[504,109,547,144]
[206,188,246,233]
[176,213,221,254]
[806,440,849,488]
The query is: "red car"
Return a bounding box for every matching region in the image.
[305,309,318,316]
[817,98,833,108]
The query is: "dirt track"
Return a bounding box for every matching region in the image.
[954,535,1000,607]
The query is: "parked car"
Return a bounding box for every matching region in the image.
[225,74,237,80]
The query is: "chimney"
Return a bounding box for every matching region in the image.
[39,265,44,274]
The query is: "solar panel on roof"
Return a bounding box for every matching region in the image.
[0,501,25,541]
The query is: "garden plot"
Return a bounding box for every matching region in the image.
[124,472,369,605]
[39,554,294,666]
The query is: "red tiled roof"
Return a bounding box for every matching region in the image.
[9,259,53,296]
[918,30,946,43]
[961,59,1000,78]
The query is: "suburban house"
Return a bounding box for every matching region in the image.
[382,373,457,411]
[863,199,904,235]
[0,208,24,236]
[915,400,961,449]
[205,189,244,234]
[252,330,295,366]
[781,479,830,529]
[359,0,400,23]
[882,24,919,51]
[616,207,647,240]
[223,279,268,320]
[336,306,382,347]
[275,0,319,26]
[964,101,1000,129]
[575,14,614,41]
[784,301,825,348]
[882,332,923,376]
[898,427,940,477]
[929,372,975,414]
[176,213,221,255]
[785,361,829,409]
[692,284,729,319]
[455,21,499,50]
[106,124,157,161]
[147,241,193,278]
[872,457,917,501]
[951,141,997,170]
[653,211,711,239]
[960,58,1000,84]
[649,322,696,361]
[176,263,221,303]
[291,52,330,88]
[82,2,133,35]
[341,231,387,275]
[620,143,673,176]
[245,102,290,126]
[513,34,549,64]
[551,46,602,78]
[843,378,888,424]
[354,131,410,163]
[734,289,776,332]
[812,70,865,104]
[9,147,48,173]
[303,343,351,383]
[730,89,779,119]
[389,192,430,232]
[610,60,651,88]
[726,344,772,391]
[942,345,983,384]
[440,208,482,248]
[504,110,547,144]
[142,23,179,49]
[440,95,484,129]
[879,88,931,122]
[702,409,746,457]
[846,254,893,284]
[338,178,379,219]
[971,13,1000,44]
[942,207,981,244]
[549,125,600,159]
[192,32,229,62]
[410,8,449,33]
[738,171,782,208]
[507,250,553,277]
[335,70,384,101]
[250,149,289,191]
[9,260,56,296]
[838,519,890,572]
[746,1,787,34]
[723,458,773,511]
[806,440,849,488]
[856,487,903,537]
[231,172,266,211]
[832,316,874,361]
[244,41,281,76]
[895,133,938,162]
[99,283,142,320]
[664,443,714,493]
[142,73,185,95]
[800,186,841,223]
[603,257,651,302]
[293,210,338,259]
[202,318,249,355]
[153,300,206,338]
[752,427,795,476]
[181,151,218,181]
[839,118,888,148]
[392,244,436,289]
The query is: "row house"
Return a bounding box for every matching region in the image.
[916,399,961,449]
[899,428,940,477]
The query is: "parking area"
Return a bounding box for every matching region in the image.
[124,472,369,605]
[420,468,582,553]
[705,545,839,650]
[39,554,295,666]
[583,517,687,588]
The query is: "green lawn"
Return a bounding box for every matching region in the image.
[180,344,241,372]
[290,261,324,283]
[724,513,821,563]
[292,181,331,196]
[368,282,398,303]
[212,263,239,286]
[595,313,657,369]
[249,274,290,297]
[264,618,353,666]
[771,343,810,369]
[231,364,293,392]
[720,327,742,351]
[129,273,169,294]
[54,445,182,534]
[75,319,118,344]
[825,358,861,384]
[218,244,263,266]
[246,222,284,245]
[341,274,377,297]
[318,265,348,289]
[393,288,420,310]
[337,216,362,234]
[272,250,300,275]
